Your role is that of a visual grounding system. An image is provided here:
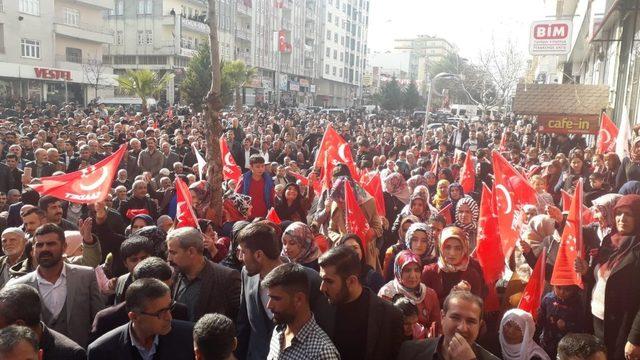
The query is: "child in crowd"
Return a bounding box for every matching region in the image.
[530,175,554,212]
[538,284,585,358]
[393,297,426,341]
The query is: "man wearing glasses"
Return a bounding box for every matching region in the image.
[87,278,194,359]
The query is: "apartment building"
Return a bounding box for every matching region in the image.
[0,0,115,105]
[394,34,456,91]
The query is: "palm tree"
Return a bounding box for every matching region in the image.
[222,60,257,112]
[116,69,173,114]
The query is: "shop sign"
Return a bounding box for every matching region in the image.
[289,82,300,91]
[310,84,316,93]
[529,20,572,55]
[299,79,310,87]
[537,114,599,134]
[34,67,72,81]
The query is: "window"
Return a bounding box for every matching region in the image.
[326,30,331,40]
[339,68,343,77]
[19,0,39,15]
[145,30,153,45]
[20,39,40,58]
[65,47,82,63]
[116,31,123,45]
[325,64,330,74]
[64,8,79,26]
[340,52,343,61]
[332,66,336,75]
[334,33,338,42]
[333,49,337,59]
[328,12,332,22]
[325,46,330,57]
[114,0,124,15]
[138,0,152,15]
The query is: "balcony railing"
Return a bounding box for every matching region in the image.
[235,29,251,41]
[182,17,210,34]
[53,17,114,35]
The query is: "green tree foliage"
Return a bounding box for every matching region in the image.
[403,80,422,111]
[222,60,257,112]
[116,69,172,114]
[180,44,233,110]
[380,76,403,111]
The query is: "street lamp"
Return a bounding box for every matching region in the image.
[422,72,459,148]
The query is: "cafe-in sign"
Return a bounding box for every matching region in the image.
[537,114,599,135]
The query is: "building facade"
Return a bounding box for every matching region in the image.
[394,34,456,89]
[0,0,115,105]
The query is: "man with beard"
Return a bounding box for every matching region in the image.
[397,291,499,360]
[318,246,403,360]
[6,224,104,348]
[235,222,332,360]
[264,263,339,360]
[87,278,194,359]
[0,228,28,289]
[38,196,78,231]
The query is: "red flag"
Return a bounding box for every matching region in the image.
[29,144,127,204]
[220,137,242,183]
[518,250,546,320]
[596,112,618,154]
[321,154,335,192]
[126,208,149,220]
[314,124,360,182]
[492,150,538,256]
[167,105,173,118]
[475,184,504,282]
[561,189,595,225]
[175,177,199,229]
[460,150,475,194]
[362,173,385,217]
[345,180,370,249]
[438,203,453,225]
[266,208,282,224]
[431,153,439,174]
[551,179,584,288]
[499,131,508,152]
[274,0,284,7]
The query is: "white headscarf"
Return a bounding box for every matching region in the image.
[499,309,550,360]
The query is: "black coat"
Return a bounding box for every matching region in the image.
[397,336,500,360]
[41,324,86,360]
[87,320,194,360]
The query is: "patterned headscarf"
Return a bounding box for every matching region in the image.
[389,250,427,304]
[454,196,479,235]
[527,215,556,243]
[383,172,411,204]
[448,183,464,202]
[282,222,320,265]
[407,175,429,192]
[591,193,622,230]
[189,180,211,203]
[404,222,436,261]
[224,192,252,218]
[330,176,372,205]
[431,179,450,209]
[437,226,470,273]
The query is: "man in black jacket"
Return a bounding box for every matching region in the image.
[318,246,403,360]
[87,278,194,360]
[0,284,85,359]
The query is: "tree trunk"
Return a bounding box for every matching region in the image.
[142,98,148,115]
[205,0,224,226]
[235,87,242,113]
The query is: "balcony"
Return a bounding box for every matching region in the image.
[182,18,210,34]
[237,3,251,17]
[53,18,113,44]
[74,0,113,9]
[179,48,198,57]
[235,29,251,41]
[304,29,315,38]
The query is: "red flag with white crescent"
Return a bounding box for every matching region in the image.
[561,189,595,225]
[519,249,546,320]
[345,180,370,249]
[362,173,385,217]
[220,137,242,183]
[438,203,453,225]
[551,179,584,288]
[492,150,538,256]
[29,144,127,204]
[596,112,618,154]
[175,177,199,229]
[314,124,360,182]
[475,184,504,283]
[460,150,475,194]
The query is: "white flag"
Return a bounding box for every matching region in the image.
[616,105,632,160]
[192,143,207,180]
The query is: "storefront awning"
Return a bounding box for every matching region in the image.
[589,0,624,43]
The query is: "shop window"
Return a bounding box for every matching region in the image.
[20,38,40,59]
[66,47,82,63]
[19,0,39,16]
[64,8,80,26]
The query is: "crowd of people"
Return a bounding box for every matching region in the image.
[0,99,629,360]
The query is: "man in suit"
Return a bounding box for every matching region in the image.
[0,284,85,359]
[38,196,78,231]
[6,224,105,348]
[167,227,240,322]
[23,148,55,178]
[67,145,95,172]
[235,222,333,360]
[4,154,24,194]
[235,136,259,170]
[90,257,189,343]
[160,141,180,170]
[117,180,159,220]
[87,278,194,360]
[397,291,500,360]
[318,245,404,360]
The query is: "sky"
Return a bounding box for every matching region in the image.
[367,0,550,61]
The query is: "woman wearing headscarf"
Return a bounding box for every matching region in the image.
[335,233,385,293]
[588,193,622,262]
[125,214,154,236]
[454,196,479,251]
[404,222,437,268]
[274,182,313,223]
[222,192,252,224]
[407,174,429,194]
[516,215,557,282]
[221,220,249,271]
[381,172,412,257]
[499,309,551,360]
[383,215,420,282]
[604,152,621,189]
[542,160,563,204]
[421,226,485,304]
[378,250,441,335]
[424,172,438,197]
[616,137,640,190]
[575,194,640,359]
[281,222,321,271]
[431,179,450,210]
[189,180,215,221]
[447,183,464,218]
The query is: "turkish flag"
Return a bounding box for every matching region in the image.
[519,249,546,320]
[499,131,508,152]
[220,137,242,183]
[475,184,504,283]
[266,207,282,224]
[551,179,584,288]
[362,173,385,217]
[175,177,199,229]
[460,150,475,194]
[561,189,595,225]
[314,124,359,183]
[492,150,538,256]
[596,112,618,154]
[29,144,127,204]
[345,180,370,249]
[438,203,453,225]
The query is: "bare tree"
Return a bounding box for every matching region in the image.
[205,0,224,225]
[477,37,525,112]
[82,53,107,101]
